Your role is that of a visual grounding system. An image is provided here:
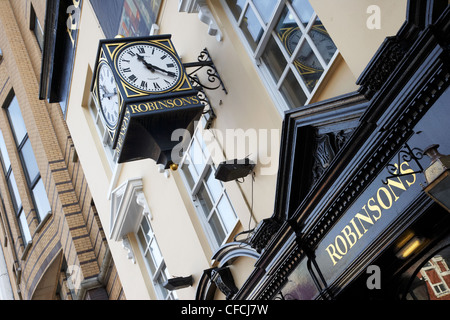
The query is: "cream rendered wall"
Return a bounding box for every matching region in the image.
[309,0,408,79]
[67,3,153,300]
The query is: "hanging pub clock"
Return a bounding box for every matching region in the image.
[91,35,205,169]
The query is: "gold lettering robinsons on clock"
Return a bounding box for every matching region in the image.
[129,96,200,114]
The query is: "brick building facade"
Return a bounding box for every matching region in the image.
[0,0,124,300]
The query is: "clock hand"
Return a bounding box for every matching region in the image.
[137,54,155,72]
[136,54,176,77]
[148,64,176,78]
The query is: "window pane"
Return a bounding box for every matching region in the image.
[137,227,147,250]
[154,267,170,299]
[32,179,51,220]
[21,139,40,183]
[8,172,22,212]
[205,169,222,203]
[276,7,302,57]
[240,5,264,51]
[181,163,196,189]
[217,194,237,233]
[291,0,314,26]
[144,251,157,274]
[308,17,337,64]
[189,139,205,176]
[34,16,44,51]
[226,0,246,21]
[294,40,324,92]
[141,216,151,243]
[210,211,226,244]
[149,238,163,270]
[280,69,307,108]
[7,97,27,144]
[19,210,31,244]
[0,130,11,171]
[197,183,213,217]
[253,0,277,24]
[261,36,287,83]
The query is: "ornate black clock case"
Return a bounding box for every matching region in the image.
[91,35,205,169]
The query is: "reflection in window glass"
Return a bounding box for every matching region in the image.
[241,5,264,51]
[276,7,302,57]
[224,0,338,111]
[406,246,450,300]
[275,258,319,300]
[253,0,277,24]
[32,179,52,220]
[308,18,337,64]
[280,69,307,107]
[226,0,246,21]
[0,130,11,173]
[7,97,27,143]
[294,40,324,92]
[21,140,40,183]
[261,36,287,83]
[291,0,314,26]
[8,172,22,212]
[19,210,31,244]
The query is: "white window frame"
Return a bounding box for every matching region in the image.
[136,214,177,300]
[109,178,176,300]
[220,0,339,114]
[88,95,118,168]
[178,122,239,251]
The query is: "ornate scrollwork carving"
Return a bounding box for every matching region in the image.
[312,129,355,185]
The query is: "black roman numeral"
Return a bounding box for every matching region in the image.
[141,81,148,89]
[128,74,137,83]
[123,67,131,73]
[153,82,161,89]
[138,47,145,54]
[166,63,174,68]
[160,54,167,60]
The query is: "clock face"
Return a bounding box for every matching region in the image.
[308,27,337,64]
[116,43,182,93]
[98,63,120,129]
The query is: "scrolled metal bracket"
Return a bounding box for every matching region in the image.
[183,48,227,94]
[382,142,424,185]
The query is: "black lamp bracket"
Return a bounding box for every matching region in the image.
[183,48,228,94]
[382,142,424,185]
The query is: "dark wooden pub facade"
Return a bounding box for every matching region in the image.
[235,0,450,300]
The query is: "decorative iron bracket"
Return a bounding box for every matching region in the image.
[382,142,424,185]
[183,48,227,94]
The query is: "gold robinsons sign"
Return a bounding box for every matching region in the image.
[128,96,200,114]
[325,161,417,266]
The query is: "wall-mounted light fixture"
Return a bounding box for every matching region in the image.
[163,275,193,291]
[423,144,450,213]
[215,158,255,182]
